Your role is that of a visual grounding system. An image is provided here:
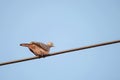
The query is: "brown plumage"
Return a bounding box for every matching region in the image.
[20,42,54,57]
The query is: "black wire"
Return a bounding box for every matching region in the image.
[0,40,120,66]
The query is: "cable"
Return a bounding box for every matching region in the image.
[0,40,120,66]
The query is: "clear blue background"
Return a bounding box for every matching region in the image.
[0,0,120,80]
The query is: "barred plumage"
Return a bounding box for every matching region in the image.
[20,42,54,57]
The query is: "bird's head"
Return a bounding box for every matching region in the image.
[47,42,54,47]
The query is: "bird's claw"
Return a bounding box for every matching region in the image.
[41,54,46,58]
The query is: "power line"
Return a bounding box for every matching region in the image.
[0,40,120,66]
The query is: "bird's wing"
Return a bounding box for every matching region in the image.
[29,48,34,53]
[29,48,39,56]
[33,42,50,51]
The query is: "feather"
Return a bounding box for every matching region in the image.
[32,42,50,51]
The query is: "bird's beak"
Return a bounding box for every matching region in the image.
[20,43,30,47]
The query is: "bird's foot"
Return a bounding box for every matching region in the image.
[41,54,46,58]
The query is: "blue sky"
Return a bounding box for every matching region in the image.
[0,0,120,80]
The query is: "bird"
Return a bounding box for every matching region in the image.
[20,41,54,57]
